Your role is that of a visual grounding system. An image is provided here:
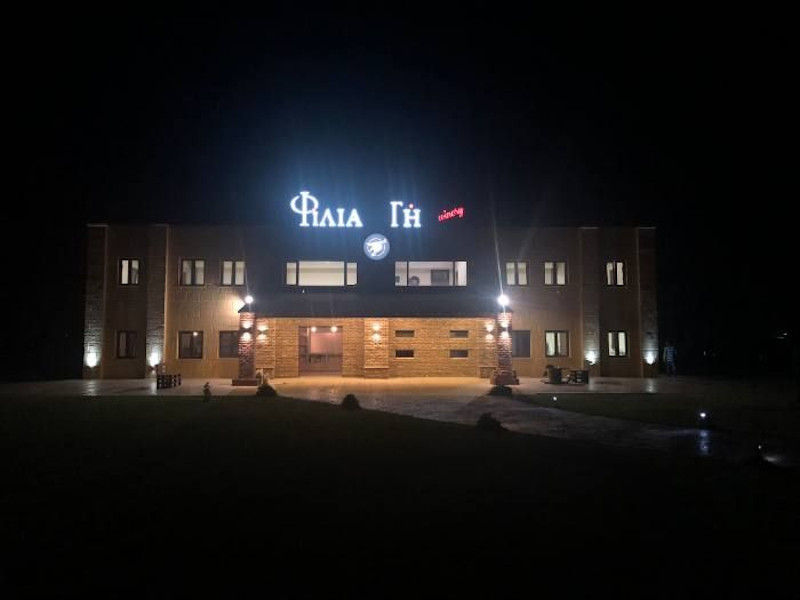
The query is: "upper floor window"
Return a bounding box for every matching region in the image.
[219,331,239,358]
[608,331,628,357]
[221,260,246,286]
[449,330,469,338]
[180,259,205,286]
[285,261,357,286]
[606,261,625,286]
[178,331,203,358]
[545,330,569,357]
[544,261,567,286]
[512,330,531,358]
[119,259,140,285]
[395,261,467,287]
[505,261,528,286]
[395,330,415,338]
[116,330,137,358]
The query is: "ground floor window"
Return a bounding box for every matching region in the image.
[394,261,467,286]
[179,331,203,358]
[545,330,569,357]
[286,261,357,286]
[395,349,415,358]
[116,330,137,358]
[219,331,239,358]
[449,349,469,358]
[608,331,628,357]
[511,330,531,357]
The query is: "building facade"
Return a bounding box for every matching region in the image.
[83,194,658,381]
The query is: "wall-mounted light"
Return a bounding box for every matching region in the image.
[310,326,317,333]
[241,321,253,330]
[485,333,494,342]
[645,351,656,365]
[257,333,267,342]
[497,294,509,308]
[372,322,381,332]
[330,325,338,333]
[257,324,268,332]
[500,331,509,340]
[192,331,199,337]
[371,332,381,343]
[241,332,252,342]
[585,350,597,365]
[85,351,98,368]
[244,294,254,305]
[499,318,509,329]
[485,321,495,332]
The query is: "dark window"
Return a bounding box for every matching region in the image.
[395,349,415,358]
[608,331,628,357]
[395,330,415,338]
[180,259,205,286]
[544,261,567,286]
[221,261,246,286]
[219,331,239,358]
[178,331,203,358]
[505,261,528,286]
[450,349,469,358]
[605,261,625,286]
[511,330,531,358]
[545,330,569,357]
[116,330,137,358]
[449,330,469,338]
[119,259,140,285]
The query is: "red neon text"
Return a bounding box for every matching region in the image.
[438,206,465,222]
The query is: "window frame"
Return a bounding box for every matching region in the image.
[449,330,469,338]
[119,258,141,286]
[605,261,626,286]
[180,259,206,286]
[221,260,246,286]
[218,331,239,358]
[505,261,529,286]
[178,330,204,359]
[511,330,531,358]
[449,349,469,358]
[284,260,356,288]
[394,330,415,338]
[116,330,137,359]
[607,331,628,357]
[394,260,468,287]
[544,261,567,286]
[395,349,415,358]
[544,330,570,357]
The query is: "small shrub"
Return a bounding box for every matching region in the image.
[341,394,361,410]
[202,382,212,402]
[488,385,513,397]
[476,412,505,432]
[256,383,278,397]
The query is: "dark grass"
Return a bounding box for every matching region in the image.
[519,391,800,439]
[1,395,798,597]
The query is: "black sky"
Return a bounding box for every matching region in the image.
[5,10,796,379]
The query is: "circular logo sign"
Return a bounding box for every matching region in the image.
[363,233,390,260]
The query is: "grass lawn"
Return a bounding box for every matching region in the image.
[519,383,800,439]
[1,394,798,596]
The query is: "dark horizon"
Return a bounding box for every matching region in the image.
[5,12,796,380]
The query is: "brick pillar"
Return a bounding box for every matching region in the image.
[83,224,107,379]
[233,311,258,385]
[491,309,519,385]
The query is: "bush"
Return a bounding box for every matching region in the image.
[476,412,505,432]
[488,385,513,397]
[341,394,361,410]
[202,382,212,401]
[256,383,278,397]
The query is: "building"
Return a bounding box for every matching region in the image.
[83,193,658,381]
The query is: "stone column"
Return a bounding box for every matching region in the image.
[233,310,258,385]
[491,309,519,385]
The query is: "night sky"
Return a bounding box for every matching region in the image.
[5,11,795,380]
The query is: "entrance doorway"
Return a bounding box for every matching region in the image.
[298,326,343,374]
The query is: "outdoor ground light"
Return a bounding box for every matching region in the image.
[645,351,656,365]
[149,351,160,367]
[85,351,98,368]
[244,294,254,304]
[585,350,597,365]
[552,395,558,402]
[497,293,509,308]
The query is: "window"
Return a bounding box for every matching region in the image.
[608,331,628,357]
[511,330,531,358]
[219,331,239,358]
[545,330,569,357]
[394,261,467,286]
[449,330,469,338]
[395,330,415,338]
[119,259,140,285]
[606,261,625,286]
[221,261,246,286]
[544,261,567,286]
[395,349,414,358]
[285,261,356,287]
[505,261,528,286]
[178,331,203,358]
[180,259,205,286]
[116,331,136,358]
[449,349,469,358]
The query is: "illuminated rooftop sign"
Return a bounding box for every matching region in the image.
[289,192,423,229]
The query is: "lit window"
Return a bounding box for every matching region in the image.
[449,330,469,338]
[606,261,625,286]
[545,330,569,357]
[608,331,628,357]
[178,331,203,358]
[394,261,467,286]
[505,261,528,286]
[511,330,531,358]
[544,262,567,286]
[219,331,238,358]
[119,259,140,285]
[180,259,205,286]
[395,349,415,358]
[285,261,355,287]
[395,330,415,338]
[222,261,246,286]
[116,330,137,358]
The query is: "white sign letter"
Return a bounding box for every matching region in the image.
[290,191,319,227]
